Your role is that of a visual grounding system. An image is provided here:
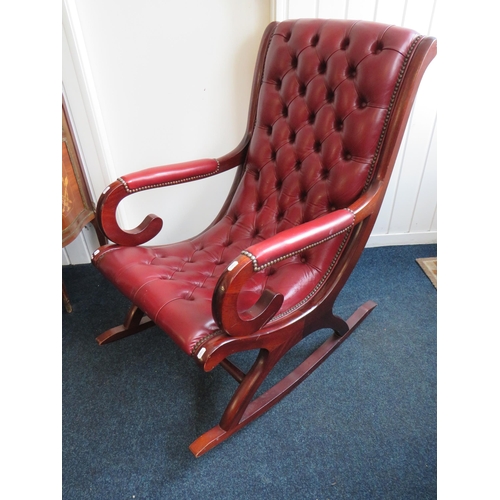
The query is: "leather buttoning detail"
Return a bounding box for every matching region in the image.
[372,40,384,54]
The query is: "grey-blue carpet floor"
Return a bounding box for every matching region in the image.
[62,244,437,499]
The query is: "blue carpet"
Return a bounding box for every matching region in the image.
[62,244,436,499]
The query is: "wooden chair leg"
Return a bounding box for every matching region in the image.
[63,282,72,313]
[189,300,377,457]
[96,305,155,345]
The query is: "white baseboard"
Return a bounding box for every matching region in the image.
[367,231,437,248]
[62,225,101,265]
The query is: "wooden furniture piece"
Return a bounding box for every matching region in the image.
[62,99,105,311]
[91,19,436,456]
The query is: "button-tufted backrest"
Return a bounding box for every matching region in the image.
[232,19,420,230]
[218,19,423,319]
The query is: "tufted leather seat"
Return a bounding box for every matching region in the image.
[91,19,436,456]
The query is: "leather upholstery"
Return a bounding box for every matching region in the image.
[119,158,220,192]
[93,19,421,355]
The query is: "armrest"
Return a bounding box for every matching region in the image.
[119,158,220,192]
[212,208,356,337]
[96,158,221,246]
[242,208,355,271]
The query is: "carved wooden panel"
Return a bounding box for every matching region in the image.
[62,104,95,247]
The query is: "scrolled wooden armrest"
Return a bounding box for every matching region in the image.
[348,181,384,222]
[212,208,357,337]
[212,254,284,338]
[96,158,221,246]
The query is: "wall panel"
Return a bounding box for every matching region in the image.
[374,0,406,25]
[318,0,347,19]
[345,0,377,21]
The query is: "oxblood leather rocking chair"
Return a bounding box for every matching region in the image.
[92,19,436,457]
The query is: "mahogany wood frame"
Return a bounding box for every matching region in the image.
[92,24,437,457]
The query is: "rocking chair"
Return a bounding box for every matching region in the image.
[92,19,437,457]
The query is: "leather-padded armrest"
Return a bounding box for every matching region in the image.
[119,158,219,192]
[96,158,224,246]
[241,208,355,271]
[212,208,356,337]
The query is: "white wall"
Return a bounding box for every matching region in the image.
[62,0,272,263]
[63,0,437,265]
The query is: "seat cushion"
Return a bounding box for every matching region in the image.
[94,213,351,355]
[94,236,232,354]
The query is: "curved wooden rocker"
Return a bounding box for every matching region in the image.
[91,19,437,457]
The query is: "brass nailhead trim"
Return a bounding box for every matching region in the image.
[241,212,354,273]
[363,35,423,192]
[190,330,223,358]
[119,159,220,194]
[191,221,353,354]
[239,210,355,321]
[272,228,352,321]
